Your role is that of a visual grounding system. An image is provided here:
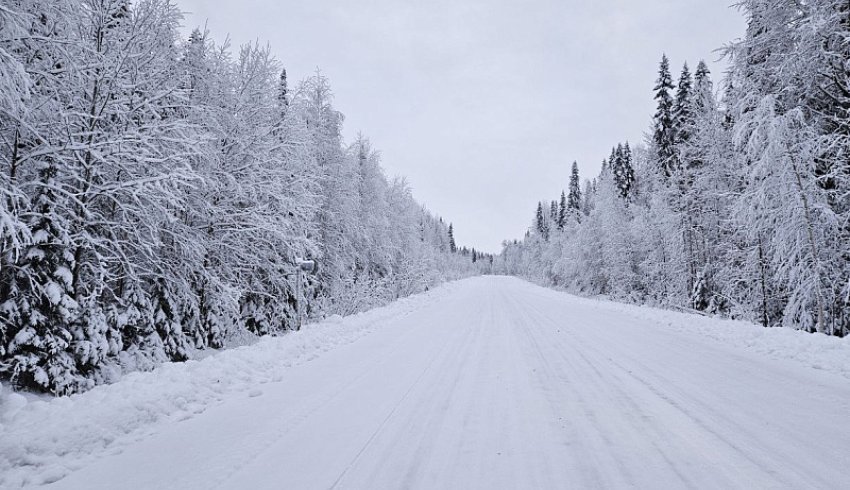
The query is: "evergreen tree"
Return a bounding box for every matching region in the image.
[680,61,716,175]
[558,191,567,230]
[1,165,85,395]
[568,161,582,212]
[278,68,289,117]
[535,202,549,240]
[673,63,694,146]
[151,279,190,362]
[693,61,713,113]
[612,143,635,200]
[448,224,457,253]
[581,179,595,216]
[653,54,677,178]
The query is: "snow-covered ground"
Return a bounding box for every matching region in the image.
[3,276,850,489]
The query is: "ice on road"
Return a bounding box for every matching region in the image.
[18,277,850,488]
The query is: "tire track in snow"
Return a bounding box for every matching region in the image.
[328,312,479,490]
[510,281,843,489]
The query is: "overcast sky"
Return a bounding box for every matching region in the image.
[178,0,746,253]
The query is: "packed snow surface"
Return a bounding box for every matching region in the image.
[3,276,850,489]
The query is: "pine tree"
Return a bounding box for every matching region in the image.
[448,224,457,253]
[654,54,677,178]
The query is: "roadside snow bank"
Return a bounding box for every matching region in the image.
[0,282,459,489]
[532,283,850,381]
[626,305,850,380]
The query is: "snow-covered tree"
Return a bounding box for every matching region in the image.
[0,0,482,395]
[568,161,582,214]
[653,55,677,178]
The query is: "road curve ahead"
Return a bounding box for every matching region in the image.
[52,276,850,489]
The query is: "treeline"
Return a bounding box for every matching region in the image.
[0,0,486,395]
[497,0,850,337]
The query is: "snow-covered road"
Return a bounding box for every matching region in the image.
[14,276,850,488]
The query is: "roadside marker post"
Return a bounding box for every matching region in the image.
[294,259,318,331]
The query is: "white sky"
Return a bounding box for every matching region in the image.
[177,0,746,253]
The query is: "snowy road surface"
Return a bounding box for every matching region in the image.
[13,277,850,488]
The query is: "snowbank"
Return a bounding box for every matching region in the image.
[0,282,460,489]
[533,283,850,381]
[624,303,850,379]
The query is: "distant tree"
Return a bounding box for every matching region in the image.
[558,191,567,230]
[611,143,635,200]
[535,202,549,240]
[549,200,558,228]
[568,161,582,213]
[581,179,595,216]
[693,61,712,113]
[278,68,289,117]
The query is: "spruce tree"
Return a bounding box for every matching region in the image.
[600,158,609,178]
[568,161,582,212]
[535,202,549,240]
[448,224,457,253]
[558,191,567,230]
[278,68,289,117]
[1,165,85,395]
[693,61,712,113]
[582,179,594,216]
[611,142,635,200]
[653,54,677,178]
[151,279,189,362]
[673,62,694,147]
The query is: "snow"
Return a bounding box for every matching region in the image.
[3,276,850,489]
[42,282,63,307]
[531,286,850,382]
[0,382,27,426]
[0,282,462,488]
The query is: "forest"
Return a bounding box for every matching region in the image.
[497,1,850,338]
[2,0,848,397]
[0,0,490,395]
